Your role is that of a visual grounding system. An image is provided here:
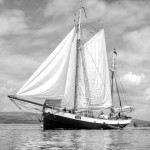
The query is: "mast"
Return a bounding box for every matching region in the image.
[111,48,117,107]
[74,8,82,110]
[111,49,123,113]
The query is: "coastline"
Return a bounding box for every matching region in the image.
[0,112,150,127]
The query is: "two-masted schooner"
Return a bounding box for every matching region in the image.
[8,8,133,130]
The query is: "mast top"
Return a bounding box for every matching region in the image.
[111,48,117,72]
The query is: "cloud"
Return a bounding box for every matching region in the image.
[0,9,28,36]
[145,88,150,95]
[0,87,19,112]
[144,88,150,102]
[132,103,150,120]
[114,26,150,72]
[0,0,3,4]
[123,26,150,53]
[44,0,79,17]
[31,38,47,46]
[0,50,41,111]
[122,72,145,86]
[0,52,40,80]
[35,24,62,36]
[92,0,150,51]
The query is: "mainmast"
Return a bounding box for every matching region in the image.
[74,8,82,110]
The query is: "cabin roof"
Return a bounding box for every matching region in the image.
[45,99,62,107]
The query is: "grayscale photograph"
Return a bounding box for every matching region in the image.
[0,0,150,149]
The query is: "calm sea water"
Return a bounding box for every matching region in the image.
[0,124,150,150]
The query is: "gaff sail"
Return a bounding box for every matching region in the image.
[77,29,112,110]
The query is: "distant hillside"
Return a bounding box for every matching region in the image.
[0,112,41,124]
[0,112,150,127]
[129,119,150,127]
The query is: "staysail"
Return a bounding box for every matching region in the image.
[17,28,77,108]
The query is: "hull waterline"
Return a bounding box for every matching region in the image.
[43,112,131,130]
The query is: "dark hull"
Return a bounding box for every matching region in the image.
[43,113,129,130]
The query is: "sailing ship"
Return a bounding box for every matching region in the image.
[8,8,133,130]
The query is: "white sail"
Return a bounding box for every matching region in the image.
[17,28,77,109]
[77,29,112,109]
[16,28,112,110]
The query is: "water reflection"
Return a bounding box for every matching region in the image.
[27,129,113,150]
[0,124,150,150]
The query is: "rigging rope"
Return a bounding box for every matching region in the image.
[115,70,134,107]
[10,98,43,128]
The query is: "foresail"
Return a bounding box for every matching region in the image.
[17,28,77,109]
[77,29,112,110]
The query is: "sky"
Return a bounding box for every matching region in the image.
[0,0,150,120]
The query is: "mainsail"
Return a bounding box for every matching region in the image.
[16,27,112,110]
[77,29,112,110]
